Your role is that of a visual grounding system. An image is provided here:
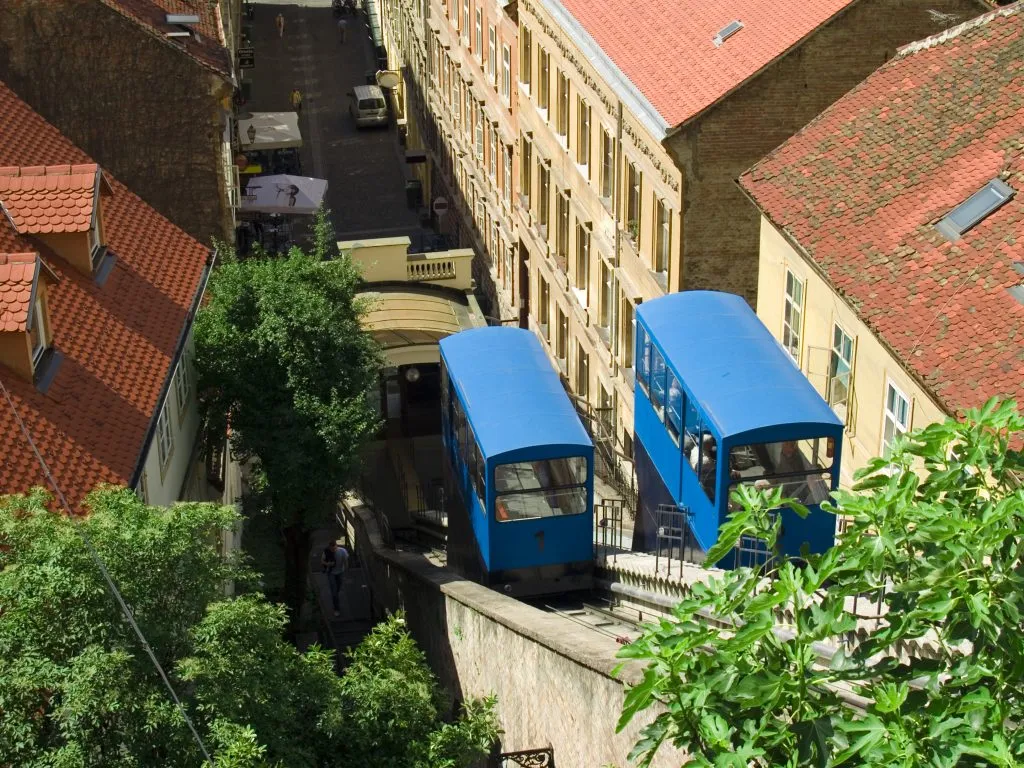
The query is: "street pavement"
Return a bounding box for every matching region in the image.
[244,2,425,243]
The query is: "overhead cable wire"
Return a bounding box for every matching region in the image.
[0,376,215,766]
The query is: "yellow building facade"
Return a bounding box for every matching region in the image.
[754,221,948,486]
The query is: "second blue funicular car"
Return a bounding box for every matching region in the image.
[632,291,844,566]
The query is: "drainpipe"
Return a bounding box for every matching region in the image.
[610,99,623,368]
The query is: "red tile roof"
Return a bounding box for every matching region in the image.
[740,5,1024,417]
[0,253,40,332]
[99,0,231,77]
[556,0,856,127]
[0,80,210,508]
[0,165,101,235]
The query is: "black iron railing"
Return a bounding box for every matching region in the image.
[490,747,554,767]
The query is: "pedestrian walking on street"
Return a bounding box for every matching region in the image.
[337,16,348,43]
[290,88,303,113]
[321,540,349,617]
[275,12,285,38]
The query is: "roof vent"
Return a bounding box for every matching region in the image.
[166,14,200,25]
[1012,261,1024,277]
[713,20,744,47]
[935,178,1015,241]
[165,30,192,38]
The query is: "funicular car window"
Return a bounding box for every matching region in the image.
[728,437,833,505]
[493,456,587,521]
[636,325,651,394]
[650,346,666,414]
[666,373,682,443]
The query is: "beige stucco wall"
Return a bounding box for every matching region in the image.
[755,218,948,484]
[139,329,202,507]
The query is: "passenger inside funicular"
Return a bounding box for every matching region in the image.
[726,437,833,507]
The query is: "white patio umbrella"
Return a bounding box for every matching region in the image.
[241,175,328,216]
[238,112,303,150]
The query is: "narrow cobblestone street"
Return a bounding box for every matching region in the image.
[246,1,424,241]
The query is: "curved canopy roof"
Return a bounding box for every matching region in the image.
[440,327,593,460]
[637,291,842,440]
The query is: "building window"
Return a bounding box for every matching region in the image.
[621,298,634,368]
[882,381,910,457]
[654,198,670,275]
[488,26,497,83]
[576,98,590,171]
[538,162,550,229]
[174,356,193,415]
[828,324,854,418]
[28,298,47,366]
[574,224,590,294]
[474,104,484,159]
[521,138,532,208]
[626,162,642,240]
[556,71,569,138]
[783,269,805,364]
[461,0,469,40]
[489,124,498,179]
[599,261,612,329]
[503,145,513,206]
[538,49,550,111]
[576,344,589,398]
[556,191,570,265]
[600,129,614,200]
[556,307,568,362]
[156,399,173,469]
[474,8,482,59]
[520,26,532,89]
[501,45,511,103]
[537,274,550,337]
[89,211,102,256]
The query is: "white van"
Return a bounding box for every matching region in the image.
[348,85,388,128]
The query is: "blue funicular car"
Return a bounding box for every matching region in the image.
[632,291,843,566]
[439,327,595,596]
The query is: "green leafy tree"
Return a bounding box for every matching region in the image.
[617,399,1024,767]
[0,488,499,768]
[194,206,382,629]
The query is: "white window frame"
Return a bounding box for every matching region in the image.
[600,129,614,201]
[461,0,470,42]
[501,45,511,104]
[503,145,513,207]
[654,198,670,275]
[156,399,174,469]
[474,8,482,60]
[556,71,569,139]
[782,269,805,365]
[488,124,497,180]
[828,323,854,417]
[576,98,590,171]
[29,297,46,365]
[520,26,532,90]
[487,26,497,83]
[882,380,910,458]
[174,355,193,415]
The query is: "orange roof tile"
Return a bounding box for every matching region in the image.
[0,80,209,509]
[0,253,39,332]
[99,0,231,77]
[556,0,856,128]
[0,166,99,235]
[740,6,1024,417]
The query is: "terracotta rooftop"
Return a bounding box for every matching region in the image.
[0,79,210,508]
[556,0,856,128]
[99,0,231,77]
[0,165,102,235]
[0,253,40,332]
[739,5,1024,417]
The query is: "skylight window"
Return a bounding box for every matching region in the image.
[935,178,1014,241]
[166,14,200,25]
[713,20,744,47]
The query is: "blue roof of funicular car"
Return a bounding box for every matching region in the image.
[439,327,593,460]
[636,291,843,440]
